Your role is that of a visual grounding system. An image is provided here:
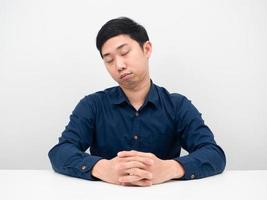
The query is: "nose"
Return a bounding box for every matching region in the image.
[114,57,126,71]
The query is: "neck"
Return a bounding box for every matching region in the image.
[121,77,151,110]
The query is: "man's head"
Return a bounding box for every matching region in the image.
[96,17,149,57]
[96,17,152,89]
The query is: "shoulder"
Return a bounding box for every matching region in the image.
[80,86,119,106]
[154,83,188,107]
[74,86,119,113]
[154,84,200,121]
[82,86,119,102]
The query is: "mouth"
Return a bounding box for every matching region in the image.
[120,72,133,80]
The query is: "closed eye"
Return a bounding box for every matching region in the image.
[121,49,130,56]
[105,59,113,64]
[104,56,113,63]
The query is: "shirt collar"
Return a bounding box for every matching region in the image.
[108,80,160,108]
[109,86,129,105]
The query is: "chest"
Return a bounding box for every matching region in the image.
[92,105,178,157]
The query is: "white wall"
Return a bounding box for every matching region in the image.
[1,0,266,170]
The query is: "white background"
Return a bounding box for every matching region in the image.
[0,0,266,170]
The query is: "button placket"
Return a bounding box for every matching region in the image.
[131,110,140,148]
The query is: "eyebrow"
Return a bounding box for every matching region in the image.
[102,43,128,58]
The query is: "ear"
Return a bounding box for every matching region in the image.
[143,41,152,58]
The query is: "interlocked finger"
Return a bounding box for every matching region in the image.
[122,156,154,166]
[121,179,152,187]
[126,168,152,180]
[121,161,148,170]
[119,174,143,183]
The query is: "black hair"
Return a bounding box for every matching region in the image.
[96,17,149,57]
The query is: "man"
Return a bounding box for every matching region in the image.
[48,17,226,186]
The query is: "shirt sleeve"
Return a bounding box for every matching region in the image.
[174,96,226,180]
[48,95,103,180]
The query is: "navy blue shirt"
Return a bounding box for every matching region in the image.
[48,82,226,180]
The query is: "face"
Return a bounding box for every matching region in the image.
[101,34,152,89]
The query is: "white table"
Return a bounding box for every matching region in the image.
[1,170,266,200]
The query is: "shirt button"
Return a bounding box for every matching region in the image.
[133,135,138,140]
[135,112,139,117]
[191,174,195,179]
[81,165,87,171]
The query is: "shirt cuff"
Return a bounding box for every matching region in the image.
[78,155,104,181]
[174,156,199,180]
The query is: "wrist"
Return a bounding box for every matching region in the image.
[168,160,185,179]
[91,159,108,179]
